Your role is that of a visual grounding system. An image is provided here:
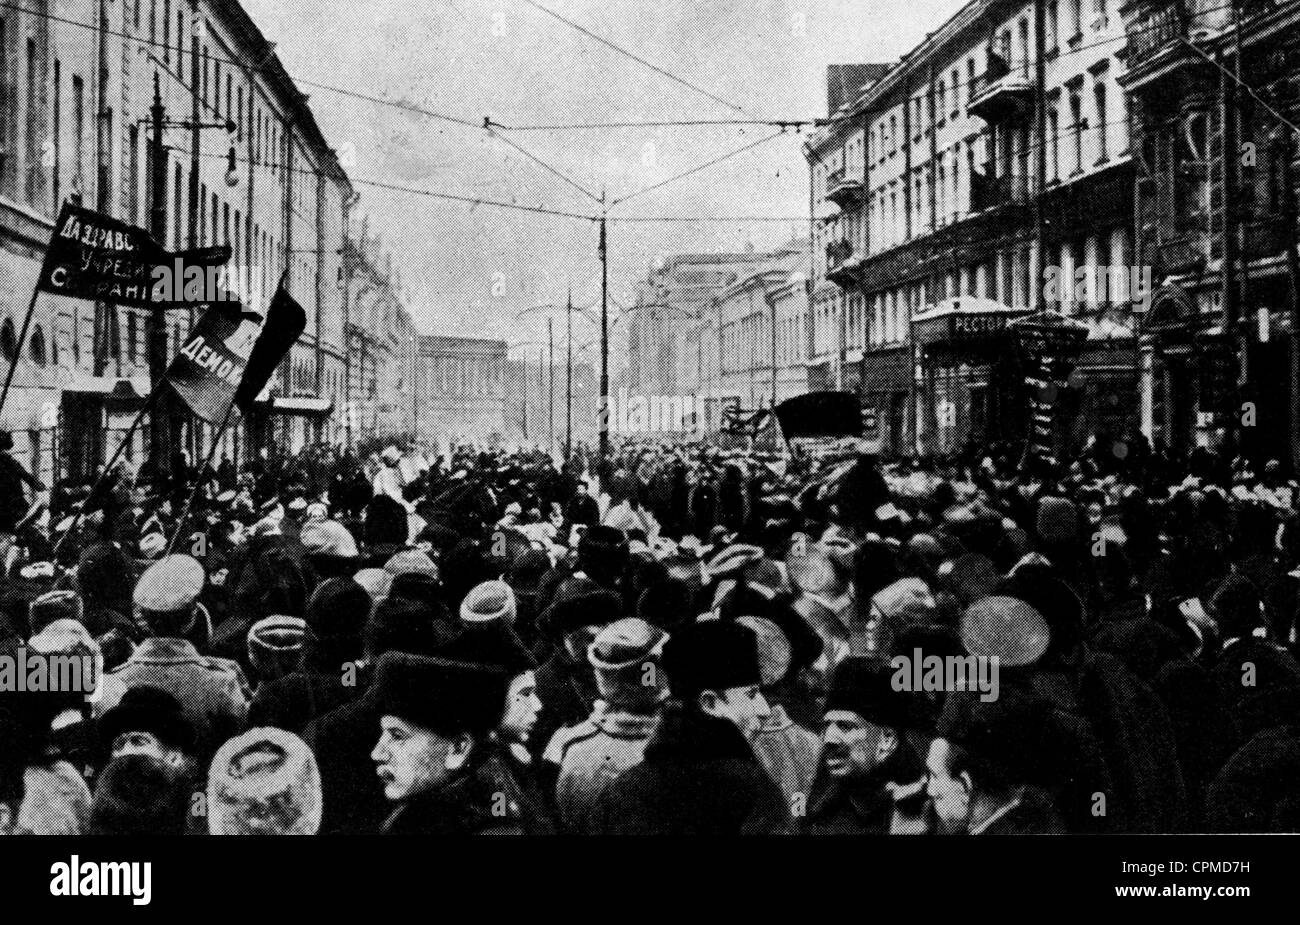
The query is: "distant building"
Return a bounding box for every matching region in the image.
[416,335,507,447]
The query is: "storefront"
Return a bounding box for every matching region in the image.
[860,345,913,456]
[60,375,150,484]
[912,297,1032,455]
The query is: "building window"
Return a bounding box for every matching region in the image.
[0,318,15,362]
[936,80,946,126]
[25,37,38,205]
[1070,0,1083,40]
[126,124,140,224]
[1094,80,1108,162]
[72,75,84,197]
[1048,106,1059,180]
[173,163,183,248]
[1047,0,1059,50]
[163,0,170,62]
[1070,91,1084,174]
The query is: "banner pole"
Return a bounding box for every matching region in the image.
[46,382,165,588]
[164,400,237,558]
[0,285,43,421]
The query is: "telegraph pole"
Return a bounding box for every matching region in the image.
[566,287,573,461]
[599,208,609,482]
[148,73,173,485]
[548,316,555,453]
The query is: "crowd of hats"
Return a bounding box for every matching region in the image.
[4,434,1300,834]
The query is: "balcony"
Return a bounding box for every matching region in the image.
[970,164,1031,212]
[825,167,865,209]
[1120,0,1233,83]
[825,239,860,288]
[967,57,1034,122]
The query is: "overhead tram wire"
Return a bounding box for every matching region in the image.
[514,0,757,119]
[0,0,1252,141]
[608,128,794,208]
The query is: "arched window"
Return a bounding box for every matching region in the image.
[0,318,16,362]
[29,325,45,366]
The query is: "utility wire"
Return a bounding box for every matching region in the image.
[515,0,756,118]
[485,128,604,204]
[609,129,791,207]
[0,0,1249,138]
[1176,34,1300,136]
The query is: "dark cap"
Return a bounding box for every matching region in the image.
[367,652,511,739]
[662,619,761,697]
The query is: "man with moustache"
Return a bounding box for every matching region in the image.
[801,657,931,834]
[368,651,516,834]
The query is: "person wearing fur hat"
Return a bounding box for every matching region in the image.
[208,727,322,834]
[103,554,250,758]
[97,685,198,775]
[545,618,668,833]
[368,652,518,834]
[249,576,371,734]
[600,619,790,834]
[926,686,1065,834]
[801,657,931,834]
[246,615,309,688]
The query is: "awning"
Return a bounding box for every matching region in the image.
[911,297,1031,347]
[256,396,335,417]
[61,374,150,399]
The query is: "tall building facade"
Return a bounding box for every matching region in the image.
[807,0,1138,456]
[1122,0,1300,466]
[0,0,355,481]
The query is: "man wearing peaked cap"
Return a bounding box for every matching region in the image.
[599,619,791,835]
[367,652,520,834]
[959,595,1051,669]
[546,617,667,834]
[531,583,622,762]
[103,554,250,755]
[802,657,931,834]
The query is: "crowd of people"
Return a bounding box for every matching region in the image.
[1,426,1300,834]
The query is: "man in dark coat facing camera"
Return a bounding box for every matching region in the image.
[599,619,790,834]
[368,651,515,834]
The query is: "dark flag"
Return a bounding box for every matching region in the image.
[36,202,230,307]
[232,279,307,415]
[166,301,263,423]
[774,391,865,439]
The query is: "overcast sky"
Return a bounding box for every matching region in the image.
[243,0,963,351]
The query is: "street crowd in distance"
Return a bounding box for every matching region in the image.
[2,428,1300,835]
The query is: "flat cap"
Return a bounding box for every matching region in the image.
[960,595,1050,669]
[133,554,206,613]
